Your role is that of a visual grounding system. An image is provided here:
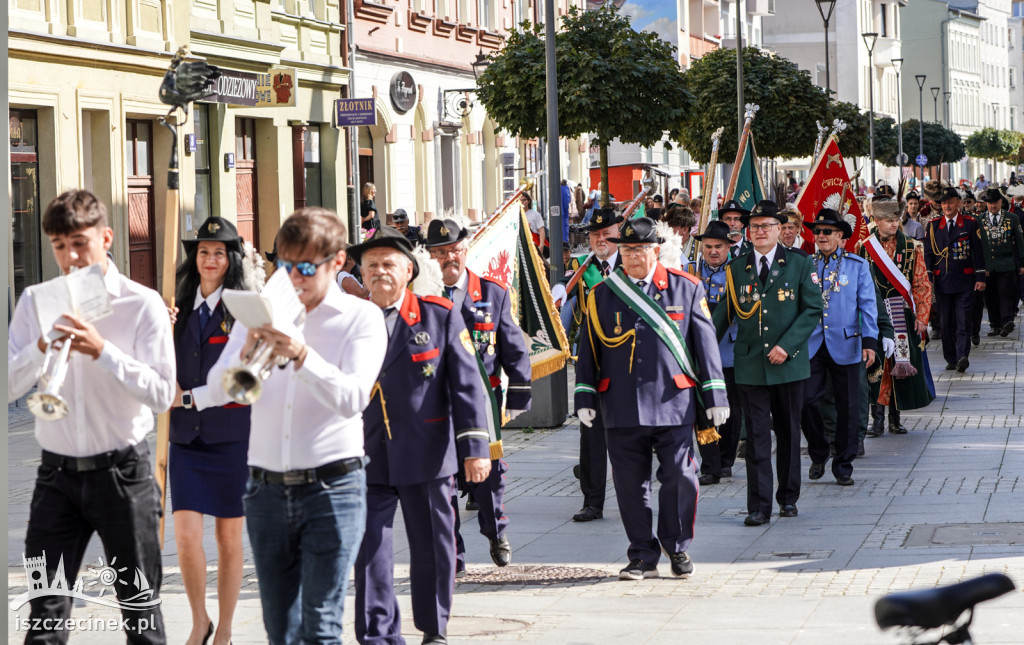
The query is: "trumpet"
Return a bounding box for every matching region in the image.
[220,337,291,405]
[28,335,75,420]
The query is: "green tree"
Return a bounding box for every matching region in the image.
[826,100,870,158]
[475,5,691,205]
[964,128,1018,165]
[876,120,966,168]
[678,47,828,163]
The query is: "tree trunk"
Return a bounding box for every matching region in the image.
[600,141,610,207]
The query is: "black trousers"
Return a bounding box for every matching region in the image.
[971,290,986,336]
[737,381,803,516]
[985,270,1021,329]
[802,346,860,479]
[936,290,974,364]
[697,367,742,476]
[23,445,165,645]
[579,410,607,510]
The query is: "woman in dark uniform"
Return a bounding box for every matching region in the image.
[169,217,253,645]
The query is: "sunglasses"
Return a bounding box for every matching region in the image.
[276,255,333,277]
[813,228,840,236]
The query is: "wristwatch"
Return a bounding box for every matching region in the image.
[181,391,194,409]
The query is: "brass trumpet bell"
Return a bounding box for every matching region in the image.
[221,339,285,405]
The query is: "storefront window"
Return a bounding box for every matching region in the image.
[304,126,322,207]
[10,110,42,300]
[194,104,213,224]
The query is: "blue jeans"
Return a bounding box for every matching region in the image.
[244,468,367,645]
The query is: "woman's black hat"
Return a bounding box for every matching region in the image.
[183,216,243,254]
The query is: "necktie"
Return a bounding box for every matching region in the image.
[444,286,455,301]
[636,280,647,292]
[758,256,769,285]
[384,307,397,337]
[198,301,211,331]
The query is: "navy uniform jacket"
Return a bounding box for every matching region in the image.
[806,250,879,366]
[458,270,532,411]
[923,213,986,294]
[170,303,250,444]
[574,263,729,429]
[364,290,491,487]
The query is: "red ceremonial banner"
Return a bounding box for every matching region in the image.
[795,136,867,252]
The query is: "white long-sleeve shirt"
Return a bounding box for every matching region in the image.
[205,281,387,471]
[8,263,176,456]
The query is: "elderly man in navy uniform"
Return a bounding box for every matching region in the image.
[718,200,753,259]
[923,186,987,373]
[350,227,491,645]
[977,187,1024,337]
[713,200,822,525]
[392,209,423,245]
[801,209,878,486]
[690,220,743,485]
[551,207,624,523]
[575,217,729,580]
[424,218,532,574]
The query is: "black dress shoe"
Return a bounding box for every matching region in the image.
[422,633,447,644]
[971,334,980,346]
[956,357,970,373]
[489,536,511,567]
[945,362,956,370]
[836,476,855,486]
[572,506,603,522]
[744,511,770,526]
[669,552,694,577]
[808,462,826,480]
[698,473,720,485]
[719,468,732,478]
[779,504,798,517]
[619,559,659,580]
[987,328,1002,336]
[1001,322,1015,337]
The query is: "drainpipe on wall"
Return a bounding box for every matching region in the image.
[347,0,361,243]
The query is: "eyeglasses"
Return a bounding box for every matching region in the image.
[813,228,840,236]
[619,245,656,257]
[276,255,333,277]
[747,223,779,232]
[428,247,466,259]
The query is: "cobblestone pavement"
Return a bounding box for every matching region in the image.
[8,320,1024,644]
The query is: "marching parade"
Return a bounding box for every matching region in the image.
[7,2,1024,644]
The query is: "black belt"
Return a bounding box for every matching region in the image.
[41,444,144,473]
[249,457,365,486]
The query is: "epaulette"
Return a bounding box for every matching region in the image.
[845,253,866,264]
[962,214,976,221]
[479,275,508,291]
[666,266,700,284]
[420,295,454,310]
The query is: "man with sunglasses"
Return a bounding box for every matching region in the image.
[801,209,878,487]
[206,207,388,644]
[713,200,822,526]
[424,219,532,575]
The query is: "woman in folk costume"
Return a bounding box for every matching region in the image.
[858,189,935,436]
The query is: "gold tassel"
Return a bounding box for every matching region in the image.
[489,440,504,460]
[370,381,391,440]
[697,427,721,445]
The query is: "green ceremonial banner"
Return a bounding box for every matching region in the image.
[631,202,646,219]
[730,137,766,211]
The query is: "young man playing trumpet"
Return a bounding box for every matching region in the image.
[206,207,387,644]
[8,190,175,644]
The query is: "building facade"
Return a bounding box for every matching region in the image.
[9,0,351,299]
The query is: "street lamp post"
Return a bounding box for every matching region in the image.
[931,87,940,122]
[815,0,838,95]
[915,74,926,179]
[863,32,879,186]
[943,91,951,128]
[892,58,905,177]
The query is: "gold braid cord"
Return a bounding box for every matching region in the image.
[371,381,391,440]
[724,264,761,320]
[586,293,637,372]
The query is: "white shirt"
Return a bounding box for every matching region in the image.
[206,281,387,471]
[595,250,619,275]
[189,285,226,412]
[753,246,778,273]
[8,263,176,456]
[444,270,469,309]
[630,265,658,291]
[194,284,223,314]
[525,208,545,234]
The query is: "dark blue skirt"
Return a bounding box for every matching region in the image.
[169,438,249,518]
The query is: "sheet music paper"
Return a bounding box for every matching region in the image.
[221,269,305,339]
[32,264,113,342]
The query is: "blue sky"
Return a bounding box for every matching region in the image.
[619,1,679,49]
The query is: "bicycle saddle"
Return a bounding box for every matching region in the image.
[875,573,1015,630]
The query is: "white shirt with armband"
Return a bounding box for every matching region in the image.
[7,263,176,457]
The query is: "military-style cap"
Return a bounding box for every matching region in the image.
[804,208,852,239]
[582,207,624,232]
[183,216,243,254]
[962,190,976,201]
[980,187,1004,204]
[874,184,896,199]
[742,200,786,225]
[935,186,962,203]
[607,217,665,245]
[422,218,469,247]
[347,226,420,279]
[694,220,732,242]
[718,200,750,219]
[906,191,921,201]
[392,208,409,222]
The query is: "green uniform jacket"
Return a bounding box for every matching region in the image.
[713,244,823,386]
[977,210,1024,273]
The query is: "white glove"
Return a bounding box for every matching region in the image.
[578,408,596,427]
[551,283,567,308]
[705,406,730,427]
[506,409,526,422]
[882,337,896,358]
